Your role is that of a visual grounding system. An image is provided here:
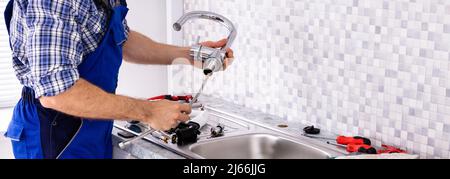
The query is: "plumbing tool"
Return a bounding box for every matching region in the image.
[148,95,193,103]
[327,142,377,154]
[210,123,225,138]
[118,129,153,149]
[378,144,407,154]
[302,134,372,145]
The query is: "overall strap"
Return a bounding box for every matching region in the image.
[94,0,127,26]
[119,0,127,7]
[4,0,14,49]
[95,0,127,9]
[4,0,13,35]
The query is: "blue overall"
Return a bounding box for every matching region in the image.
[4,0,128,159]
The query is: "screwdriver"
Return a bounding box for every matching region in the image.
[119,129,156,149]
[303,134,372,145]
[327,142,377,154]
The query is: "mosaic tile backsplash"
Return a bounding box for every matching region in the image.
[170,0,450,158]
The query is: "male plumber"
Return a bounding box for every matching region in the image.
[3,0,233,159]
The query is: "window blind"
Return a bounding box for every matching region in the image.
[0,0,21,108]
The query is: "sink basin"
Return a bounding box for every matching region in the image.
[189,133,331,159]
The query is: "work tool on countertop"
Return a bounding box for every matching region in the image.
[327,142,377,154]
[119,129,155,149]
[335,153,419,159]
[119,128,171,149]
[117,123,142,139]
[303,134,372,145]
[210,123,225,138]
[378,144,408,154]
[148,95,193,103]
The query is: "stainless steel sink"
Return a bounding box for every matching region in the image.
[189,133,331,159]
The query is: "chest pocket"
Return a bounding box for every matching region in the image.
[75,3,108,53]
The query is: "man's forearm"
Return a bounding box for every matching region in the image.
[40,79,149,121]
[123,30,192,65]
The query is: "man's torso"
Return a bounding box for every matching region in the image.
[8,0,128,97]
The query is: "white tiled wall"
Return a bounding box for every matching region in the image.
[171,0,450,158]
[117,0,169,99]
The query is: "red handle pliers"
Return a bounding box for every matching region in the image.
[147,95,193,103]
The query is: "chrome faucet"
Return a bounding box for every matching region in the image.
[173,11,237,75]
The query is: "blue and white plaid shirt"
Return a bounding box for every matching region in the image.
[9,0,129,98]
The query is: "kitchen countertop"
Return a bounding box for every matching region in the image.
[112,95,340,159]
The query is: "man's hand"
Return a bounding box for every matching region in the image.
[123,31,235,69]
[142,100,192,131]
[200,39,235,70]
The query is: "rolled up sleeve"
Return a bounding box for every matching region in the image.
[25,0,83,98]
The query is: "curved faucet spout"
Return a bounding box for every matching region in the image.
[173,11,237,50]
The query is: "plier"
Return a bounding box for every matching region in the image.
[147,95,193,103]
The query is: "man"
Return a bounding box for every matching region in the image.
[3,0,233,159]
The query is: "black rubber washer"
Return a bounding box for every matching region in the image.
[118,131,135,139]
[128,124,142,134]
[303,125,321,135]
